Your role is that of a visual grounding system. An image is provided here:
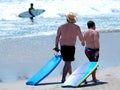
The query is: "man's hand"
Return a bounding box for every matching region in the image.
[53,47,60,52]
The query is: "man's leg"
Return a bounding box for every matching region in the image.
[61,61,72,83]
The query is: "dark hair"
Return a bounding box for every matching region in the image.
[30,3,33,6]
[87,21,95,29]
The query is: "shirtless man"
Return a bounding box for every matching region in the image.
[54,12,85,83]
[84,20,100,82]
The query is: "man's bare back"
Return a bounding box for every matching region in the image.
[84,29,99,49]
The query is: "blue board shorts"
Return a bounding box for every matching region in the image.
[85,47,99,62]
[61,46,75,61]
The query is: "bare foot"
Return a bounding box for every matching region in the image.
[84,79,87,84]
[61,79,66,83]
[93,79,99,82]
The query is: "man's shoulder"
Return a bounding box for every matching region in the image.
[59,22,80,28]
[29,8,34,10]
[84,30,90,33]
[59,23,67,27]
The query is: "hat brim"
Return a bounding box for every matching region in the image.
[65,14,77,23]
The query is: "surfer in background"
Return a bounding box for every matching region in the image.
[84,20,100,82]
[29,3,35,22]
[54,12,85,83]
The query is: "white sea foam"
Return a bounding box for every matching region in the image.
[0,0,120,20]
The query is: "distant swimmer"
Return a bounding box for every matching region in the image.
[29,3,35,22]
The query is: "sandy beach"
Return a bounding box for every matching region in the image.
[0,66,120,90]
[0,32,120,90]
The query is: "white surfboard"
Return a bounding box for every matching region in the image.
[62,62,99,87]
[18,9,45,18]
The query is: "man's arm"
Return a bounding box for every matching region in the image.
[55,28,61,48]
[94,31,100,49]
[29,8,35,17]
[77,27,85,46]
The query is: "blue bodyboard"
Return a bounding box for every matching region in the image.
[26,55,62,85]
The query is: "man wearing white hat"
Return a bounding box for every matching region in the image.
[54,12,85,83]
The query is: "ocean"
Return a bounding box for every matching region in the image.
[0,0,120,39]
[0,0,120,82]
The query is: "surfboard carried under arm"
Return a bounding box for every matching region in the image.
[18,9,45,18]
[26,55,62,85]
[62,62,99,87]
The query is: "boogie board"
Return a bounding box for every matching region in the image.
[18,9,45,18]
[62,62,99,87]
[26,55,62,85]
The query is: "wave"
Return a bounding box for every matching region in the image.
[0,0,120,20]
[0,0,120,40]
[99,29,120,33]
